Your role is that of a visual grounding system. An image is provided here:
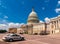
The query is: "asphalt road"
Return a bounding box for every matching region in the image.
[0,33,60,44]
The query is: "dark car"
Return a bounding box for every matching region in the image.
[2,33,24,42]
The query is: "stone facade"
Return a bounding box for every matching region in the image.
[32,23,45,34]
[49,16,60,34]
[8,28,17,33]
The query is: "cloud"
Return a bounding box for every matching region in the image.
[0,15,9,24]
[0,16,24,29]
[20,23,25,25]
[0,0,7,9]
[45,17,50,23]
[40,20,44,23]
[1,5,7,8]
[0,22,24,30]
[0,24,8,30]
[58,15,60,17]
[8,22,25,28]
[55,8,60,13]
[56,1,60,13]
[8,22,21,28]
[42,7,45,10]
[0,19,9,24]
[58,1,60,4]
[0,14,24,30]
[4,16,8,19]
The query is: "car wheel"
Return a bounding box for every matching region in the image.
[21,37,24,41]
[9,39,13,42]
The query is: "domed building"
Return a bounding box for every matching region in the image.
[8,1,60,35]
[27,8,39,24]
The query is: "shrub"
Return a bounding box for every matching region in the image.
[19,33,23,34]
[40,31,49,35]
[24,31,28,34]
[34,33,38,35]
[0,30,7,33]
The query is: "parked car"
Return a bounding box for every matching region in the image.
[2,33,25,42]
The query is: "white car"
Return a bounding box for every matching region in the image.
[2,33,25,42]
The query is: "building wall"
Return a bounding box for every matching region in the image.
[8,16,60,35]
[8,28,17,33]
[33,23,45,34]
[49,16,60,34]
[27,24,33,34]
[17,28,24,34]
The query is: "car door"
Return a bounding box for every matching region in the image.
[12,35,21,40]
[11,34,18,40]
[15,35,21,40]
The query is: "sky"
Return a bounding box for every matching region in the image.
[0,0,60,29]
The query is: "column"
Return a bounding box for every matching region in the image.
[56,21,57,29]
[50,22,52,34]
[58,19,60,32]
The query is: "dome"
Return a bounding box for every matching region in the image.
[29,11,38,17]
[27,8,39,24]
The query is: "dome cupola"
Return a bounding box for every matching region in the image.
[27,8,39,24]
